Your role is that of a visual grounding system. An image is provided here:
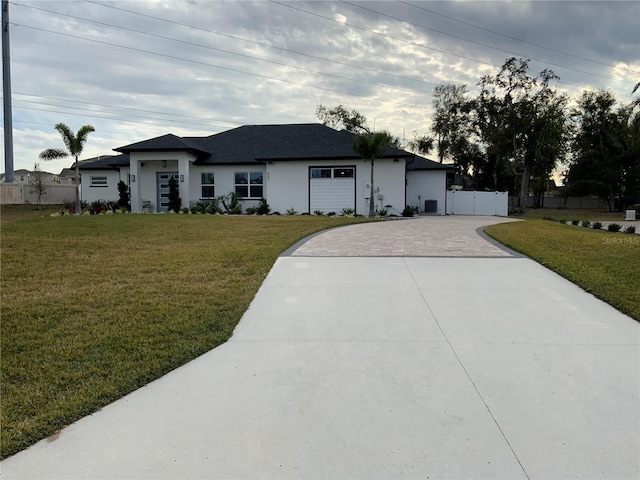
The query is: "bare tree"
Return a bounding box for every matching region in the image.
[30,163,48,208]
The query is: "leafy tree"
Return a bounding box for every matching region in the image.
[39,123,95,214]
[167,176,182,213]
[473,58,568,209]
[353,131,394,217]
[431,84,473,163]
[316,104,371,133]
[567,90,640,209]
[407,133,435,156]
[632,82,640,109]
[29,163,48,208]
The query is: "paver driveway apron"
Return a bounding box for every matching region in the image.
[2,216,639,480]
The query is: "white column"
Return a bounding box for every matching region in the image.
[130,157,141,213]
[178,156,190,208]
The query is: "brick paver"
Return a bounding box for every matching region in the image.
[291,215,519,257]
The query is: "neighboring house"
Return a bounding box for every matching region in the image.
[78,155,130,204]
[1,169,59,184]
[79,123,451,215]
[57,168,78,185]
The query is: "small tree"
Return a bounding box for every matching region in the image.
[167,176,181,212]
[30,163,48,208]
[39,123,95,215]
[117,180,130,211]
[353,131,394,218]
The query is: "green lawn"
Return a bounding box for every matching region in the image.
[516,207,630,222]
[0,207,370,458]
[485,220,640,321]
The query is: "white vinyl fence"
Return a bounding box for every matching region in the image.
[0,184,77,205]
[446,190,508,216]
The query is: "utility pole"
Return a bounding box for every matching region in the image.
[3,0,14,183]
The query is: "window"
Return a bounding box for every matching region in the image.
[311,168,332,179]
[310,167,355,179]
[90,176,108,187]
[235,171,263,198]
[201,172,215,198]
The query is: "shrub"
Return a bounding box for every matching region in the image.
[245,207,257,215]
[117,180,130,211]
[376,208,388,217]
[313,210,325,216]
[167,176,182,213]
[181,207,189,214]
[256,198,271,215]
[327,211,336,216]
[285,208,297,215]
[571,219,580,225]
[592,221,603,230]
[272,211,281,215]
[581,220,591,228]
[341,207,355,216]
[558,219,567,224]
[607,223,621,232]
[402,205,416,217]
[624,225,636,234]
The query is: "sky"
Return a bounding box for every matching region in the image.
[2,0,639,175]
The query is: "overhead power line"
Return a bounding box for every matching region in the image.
[398,0,640,75]
[13,22,433,111]
[12,2,436,96]
[341,0,630,83]
[14,92,242,127]
[82,0,439,89]
[268,0,620,95]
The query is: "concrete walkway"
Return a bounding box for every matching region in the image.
[2,216,639,479]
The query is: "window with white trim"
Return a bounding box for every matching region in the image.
[234,171,263,198]
[310,167,354,179]
[90,176,108,187]
[201,172,215,198]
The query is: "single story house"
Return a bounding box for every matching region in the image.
[79,123,452,215]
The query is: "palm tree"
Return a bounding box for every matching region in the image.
[39,123,95,214]
[353,131,394,218]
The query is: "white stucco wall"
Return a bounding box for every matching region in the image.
[80,170,121,203]
[266,158,406,215]
[406,170,447,215]
[189,165,265,212]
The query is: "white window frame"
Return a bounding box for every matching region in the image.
[234,171,264,199]
[201,172,215,198]
[90,176,108,187]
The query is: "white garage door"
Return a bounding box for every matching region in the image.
[309,167,355,214]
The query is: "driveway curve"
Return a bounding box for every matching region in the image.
[3,216,638,480]
[289,215,519,257]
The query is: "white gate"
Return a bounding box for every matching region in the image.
[446,191,508,216]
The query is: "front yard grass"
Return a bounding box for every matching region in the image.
[516,207,629,222]
[0,209,370,458]
[485,220,639,321]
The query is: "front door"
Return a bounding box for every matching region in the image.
[156,172,178,212]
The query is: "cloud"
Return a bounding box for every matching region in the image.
[3,0,638,173]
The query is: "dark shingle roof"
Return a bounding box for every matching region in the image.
[78,154,131,170]
[406,156,454,171]
[114,124,413,165]
[114,134,209,156]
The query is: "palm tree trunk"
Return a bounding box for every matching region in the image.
[74,154,81,214]
[369,159,375,217]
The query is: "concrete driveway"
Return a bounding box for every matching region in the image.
[2,216,639,479]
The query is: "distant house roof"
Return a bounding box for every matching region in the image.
[78,154,130,170]
[406,156,454,171]
[115,124,413,165]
